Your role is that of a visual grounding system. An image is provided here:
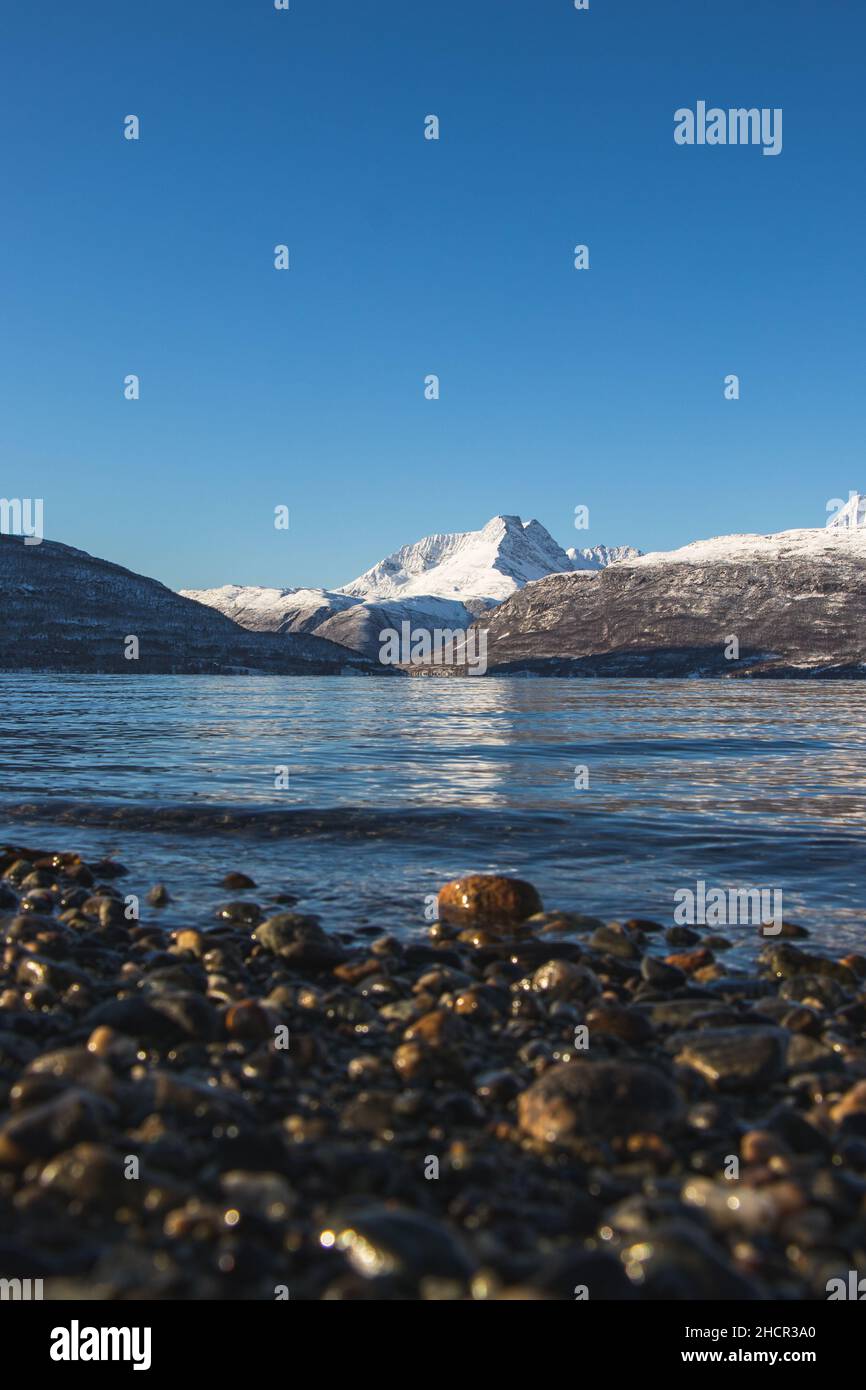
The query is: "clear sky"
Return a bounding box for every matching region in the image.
[1,0,863,590]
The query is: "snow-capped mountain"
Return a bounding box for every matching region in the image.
[567,543,642,570]
[478,526,866,678]
[182,515,638,657]
[342,516,579,604]
[181,585,359,636]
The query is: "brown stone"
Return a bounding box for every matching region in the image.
[437,875,542,930]
[225,1001,272,1040]
[392,1041,431,1082]
[517,1060,682,1145]
[404,1009,463,1049]
[333,958,384,985]
[665,947,713,973]
[830,1079,866,1125]
[585,1003,654,1044]
[172,929,203,956]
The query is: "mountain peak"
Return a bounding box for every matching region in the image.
[183,513,638,659]
[339,514,578,603]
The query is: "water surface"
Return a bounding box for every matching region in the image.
[1,675,863,957]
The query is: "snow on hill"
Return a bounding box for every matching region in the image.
[180,585,359,635]
[479,525,866,678]
[629,526,866,569]
[566,543,642,570]
[182,515,638,657]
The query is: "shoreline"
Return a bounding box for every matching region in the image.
[1,849,864,1300]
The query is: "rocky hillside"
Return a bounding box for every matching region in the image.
[0,536,384,674]
[478,528,866,678]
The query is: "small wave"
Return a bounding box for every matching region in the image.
[0,797,579,844]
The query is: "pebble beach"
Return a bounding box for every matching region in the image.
[1,848,865,1300]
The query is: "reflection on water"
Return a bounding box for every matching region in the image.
[0,674,864,955]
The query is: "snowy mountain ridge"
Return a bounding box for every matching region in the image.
[629,526,866,568]
[182,514,639,656]
[567,543,644,570]
[340,515,593,603]
[477,524,866,678]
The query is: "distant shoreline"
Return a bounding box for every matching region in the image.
[0,665,864,680]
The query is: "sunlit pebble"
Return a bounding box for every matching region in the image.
[726,1195,741,1211]
[471,1273,496,1300]
[224,1209,240,1227]
[320,1230,335,1248]
[599,1225,614,1242]
[341,1233,387,1276]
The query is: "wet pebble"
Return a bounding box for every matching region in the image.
[518,1060,683,1145]
[437,875,542,930]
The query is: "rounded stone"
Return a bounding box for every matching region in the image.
[585,1003,654,1044]
[225,1000,271,1040]
[321,1206,474,1282]
[222,872,257,890]
[437,875,542,929]
[517,1060,682,1145]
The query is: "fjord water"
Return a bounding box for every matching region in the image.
[1,674,863,958]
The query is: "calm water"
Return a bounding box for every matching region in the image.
[0,674,864,957]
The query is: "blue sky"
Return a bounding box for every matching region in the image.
[1,0,863,589]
